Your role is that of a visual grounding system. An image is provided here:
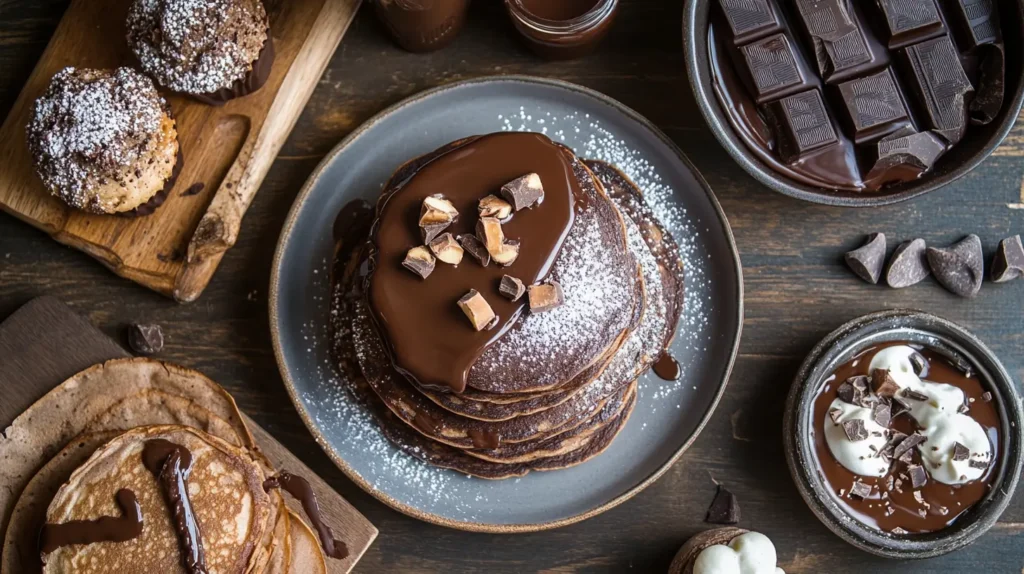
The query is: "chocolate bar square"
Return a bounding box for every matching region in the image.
[944,0,1001,48]
[835,68,911,143]
[738,33,810,103]
[899,36,974,143]
[876,0,945,48]
[717,0,784,45]
[792,0,883,83]
[764,90,839,162]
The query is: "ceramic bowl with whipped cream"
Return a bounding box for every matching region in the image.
[784,309,1023,559]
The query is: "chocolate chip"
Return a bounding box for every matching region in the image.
[181,182,204,196]
[842,419,869,442]
[901,388,929,402]
[829,407,843,425]
[499,275,526,302]
[885,238,930,288]
[705,485,740,524]
[127,323,164,355]
[871,369,900,398]
[893,432,926,461]
[849,481,872,499]
[402,246,435,279]
[909,351,928,377]
[837,380,856,404]
[981,392,992,402]
[500,173,545,211]
[927,235,984,298]
[845,233,886,284]
[527,281,564,313]
[457,234,490,266]
[991,235,1024,283]
[872,403,891,428]
[952,442,970,461]
[907,464,928,489]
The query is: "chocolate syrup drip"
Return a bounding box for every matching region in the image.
[263,472,348,559]
[333,199,374,244]
[652,353,681,381]
[142,439,207,574]
[40,489,143,554]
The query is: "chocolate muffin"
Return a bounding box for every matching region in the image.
[26,67,181,215]
[127,0,272,105]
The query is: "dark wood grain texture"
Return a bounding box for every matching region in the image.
[0,297,378,573]
[1,1,1023,572]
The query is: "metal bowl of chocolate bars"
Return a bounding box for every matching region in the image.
[684,0,1024,207]
[784,309,1024,558]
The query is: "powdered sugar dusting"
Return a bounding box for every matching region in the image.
[127,0,267,94]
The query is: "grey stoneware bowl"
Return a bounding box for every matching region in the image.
[783,309,1024,559]
[683,0,1024,207]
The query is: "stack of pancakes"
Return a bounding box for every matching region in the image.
[0,359,331,574]
[331,133,685,479]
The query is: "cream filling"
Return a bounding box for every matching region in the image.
[693,532,785,574]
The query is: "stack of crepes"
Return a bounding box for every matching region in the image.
[0,359,335,573]
[331,132,686,479]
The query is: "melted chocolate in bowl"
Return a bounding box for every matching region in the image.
[811,342,1000,534]
[366,132,579,393]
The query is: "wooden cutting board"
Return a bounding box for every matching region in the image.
[0,0,361,303]
[0,296,378,573]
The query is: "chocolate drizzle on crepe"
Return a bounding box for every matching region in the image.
[39,489,144,554]
[263,472,348,559]
[142,439,207,574]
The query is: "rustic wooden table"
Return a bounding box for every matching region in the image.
[2,1,1022,572]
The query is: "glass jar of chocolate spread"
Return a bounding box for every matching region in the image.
[373,0,471,53]
[505,0,619,60]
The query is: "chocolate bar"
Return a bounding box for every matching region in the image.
[835,68,911,143]
[738,33,810,103]
[899,36,974,144]
[944,0,1001,48]
[875,0,945,48]
[792,0,883,83]
[717,0,783,45]
[764,90,838,162]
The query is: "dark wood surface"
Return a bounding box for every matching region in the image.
[2,1,1022,572]
[0,296,378,573]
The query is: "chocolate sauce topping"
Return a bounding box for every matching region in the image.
[40,489,144,554]
[812,343,1000,533]
[652,353,681,381]
[142,439,207,574]
[367,133,579,393]
[263,472,348,559]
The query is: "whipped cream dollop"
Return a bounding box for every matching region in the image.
[694,532,785,574]
[824,345,993,485]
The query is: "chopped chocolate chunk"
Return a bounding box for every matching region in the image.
[792,0,875,82]
[499,275,526,302]
[419,195,458,242]
[127,323,164,355]
[457,234,490,266]
[829,407,843,425]
[851,376,869,392]
[500,173,544,211]
[842,419,869,442]
[763,90,838,162]
[491,240,520,267]
[845,233,886,284]
[891,397,912,418]
[907,464,928,488]
[874,0,943,49]
[900,36,974,144]
[476,217,506,257]
[928,235,984,298]
[893,432,926,461]
[836,380,856,404]
[478,194,513,220]
[872,403,892,428]
[836,69,912,144]
[981,392,992,402]
[991,235,1024,283]
[885,238,931,288]
[901,388,929,402]
[952,442,970,461]
[909,351,928,377]
[945,0,1001,49]
[718,0,783,44]
[402,246,435,279]
[866,130,946,189]
[428,233,464,265]
[969,459,989,470]
[457,290,497,332]
[737,34,810,104]
[705,485,741,525]
[849,481,872,499]
[871,369,900,398]
[528,281,564,313]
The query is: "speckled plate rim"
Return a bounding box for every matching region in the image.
[683,0,1024,208]
[782,308,1024,558]
[268,75,744,533]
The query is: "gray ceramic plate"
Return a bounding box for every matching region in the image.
[269,76,743,532]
